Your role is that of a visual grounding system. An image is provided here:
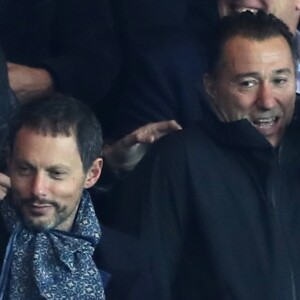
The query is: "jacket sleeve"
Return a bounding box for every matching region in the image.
[113,132,191,299]
[0,45,18,151]
[0,0,119,135]
[31,0,121,106]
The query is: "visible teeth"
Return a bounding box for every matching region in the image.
[253,117,276,128]
[234,7,258,13]
[256,118,275,123]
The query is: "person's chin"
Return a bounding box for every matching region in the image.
[23,215,55,232]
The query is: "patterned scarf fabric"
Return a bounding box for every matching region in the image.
[0,190,105,300]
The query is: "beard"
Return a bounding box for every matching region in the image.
[14,196,70,232]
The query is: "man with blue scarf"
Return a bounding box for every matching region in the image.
[0,94,147,300]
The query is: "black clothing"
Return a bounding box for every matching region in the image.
[0,0,120,112]
[114,105,300,299]
[108,0,218,138]
[111,0,218,39]
[112,29,208,138]
[0,45,18,156]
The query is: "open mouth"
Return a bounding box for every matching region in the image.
[252,117,278,128]
[230,5,259,14]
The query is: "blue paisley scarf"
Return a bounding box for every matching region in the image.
[0,190,105,300]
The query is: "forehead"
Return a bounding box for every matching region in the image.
[12,127,82,167]
[220,35,294,72]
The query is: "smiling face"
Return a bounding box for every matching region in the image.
[218,0,300,34]
[204,35,296,147]
[9,127,102,232]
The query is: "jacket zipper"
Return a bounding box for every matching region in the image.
[269,148,297,300]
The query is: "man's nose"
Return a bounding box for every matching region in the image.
[256,82,276,109]
[31,173,48,198]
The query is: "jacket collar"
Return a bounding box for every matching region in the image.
[199,102,273,150]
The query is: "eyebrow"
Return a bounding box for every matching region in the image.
[47,165,71,171]
[234,68,293,80]
[273,68,293,75]
[14,159,34,167]
[14,159,70,171]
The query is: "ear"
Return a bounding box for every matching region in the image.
[296,0,300,10]
[203,73,217,100]
[84,158,103,189]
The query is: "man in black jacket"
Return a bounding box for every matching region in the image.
[0,94,147,300]
[103,0,300,176]
[112,0,300,138]
[115,11,300,299]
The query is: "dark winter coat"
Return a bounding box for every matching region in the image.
[0,0,120,111]
[114,105,300,299]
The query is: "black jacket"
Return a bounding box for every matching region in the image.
[0,44,18,156]
[113,106,300,299]
[111,29,208,138]
[0,0,120,111]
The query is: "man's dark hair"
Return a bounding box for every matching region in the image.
[10,94,103,173]
[207,10,297,75]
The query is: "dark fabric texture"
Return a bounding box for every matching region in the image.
[106,0,218,139]
[0,0,120,114]
[110,0,218,36]
[111,29,208,139]
[112,104,300,299]
[0,45,18,155]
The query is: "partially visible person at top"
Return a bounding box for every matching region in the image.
[2,0,120,110]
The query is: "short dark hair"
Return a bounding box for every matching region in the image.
[207,10,297,75]
[10,94,103,173]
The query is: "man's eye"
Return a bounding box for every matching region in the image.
[273,77,288,85]
[49,170,66,180]
[17,166,33,175]
[239,80,256,88]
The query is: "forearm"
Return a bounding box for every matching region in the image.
[8,63,54,104]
